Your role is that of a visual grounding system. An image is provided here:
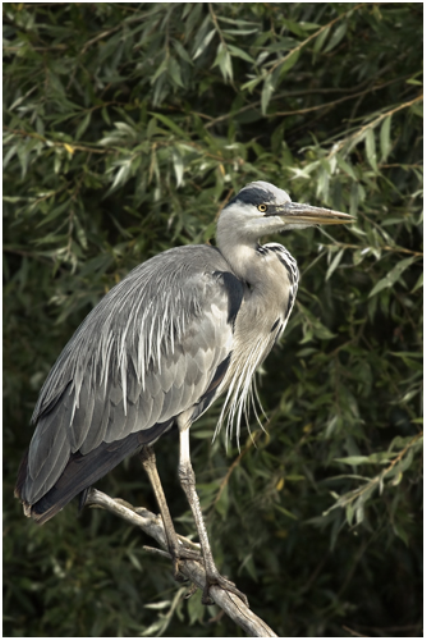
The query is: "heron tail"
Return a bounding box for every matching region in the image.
[14,419,174,525]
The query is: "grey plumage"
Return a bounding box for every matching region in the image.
[22,246,237,507]
[15,180,352,562]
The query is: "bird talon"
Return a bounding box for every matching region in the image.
[179,548,203,562]
[202,572,249,608]
[171,557,187,582]
[170,546,203,582]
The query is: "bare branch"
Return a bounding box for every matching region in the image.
[85,488,278,638]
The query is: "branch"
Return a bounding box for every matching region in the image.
[327,93,423,158]
[85,488,277,638]
[3,127,113,155]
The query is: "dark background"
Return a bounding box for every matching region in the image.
[4,3,423,637]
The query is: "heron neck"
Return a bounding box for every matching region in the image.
[216,227,260,283]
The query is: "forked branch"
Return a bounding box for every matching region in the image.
[85,488,277,637]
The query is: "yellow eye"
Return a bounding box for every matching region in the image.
[258,204,268,212]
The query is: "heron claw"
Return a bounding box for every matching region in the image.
[202,571,249,608]
[171,547,203,582]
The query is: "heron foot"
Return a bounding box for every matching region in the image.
[170,547,203,582]
[202,570,249,607]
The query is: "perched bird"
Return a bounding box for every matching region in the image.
[16,181,352,602]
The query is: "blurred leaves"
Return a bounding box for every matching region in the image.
[4,2,422,638]
[369,256,418,297]
[326,433,423,529]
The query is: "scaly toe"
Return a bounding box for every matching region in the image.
[202,572,249,607]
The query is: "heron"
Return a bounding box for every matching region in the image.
[15,181,352,604]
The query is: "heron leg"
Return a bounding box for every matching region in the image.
[177,418,249,607]
[140,445,200,580]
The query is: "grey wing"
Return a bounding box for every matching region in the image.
[20,245,243,508]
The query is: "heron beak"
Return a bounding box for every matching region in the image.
[273,202,354,225]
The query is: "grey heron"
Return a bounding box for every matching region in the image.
[15,181,352,604]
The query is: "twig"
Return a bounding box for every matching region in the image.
[85,488,278,637]
[204,73,410,130]
[264,4,364,81]
[3,127,112,155]
[318,240,423,258]
[272,77,410,117]
[328,94,423,158]
[323,432,423,517]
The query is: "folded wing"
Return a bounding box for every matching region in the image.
[16,245,244,521]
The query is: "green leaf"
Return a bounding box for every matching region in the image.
[111,160,132,190]
[172,149,184,187]
[365,128,378,172]
[410,100,423,117]
[336,452,395,466]
[3,144,17,168]
[335,456,370,466]
[36,199,71,227]
[187,590,204,626]
[346,503,355,526]
[241,76,262,93]
[280,18,307,37]
[227,44,255,63]
[380,116,392,161]
[261,75,275,115]
[278,49,300,79]
[313,26,330,53]
[168,57,184,88]
[149,112,189,139]
[275,504,298,520]
[222,27,258,35]
[369,256,417,297]
[326,248,344,281]
[193,27,216,60]
[150,56,168,83]
[172,40,193,65]
[324,22,347,53]
[216,16,258,27]
[336,155,357,180]
[76,112,91,141]
[212,43,233,81]
[411,272,423,292]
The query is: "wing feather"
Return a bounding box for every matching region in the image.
[27,411,69,503]
[20,246,243,507]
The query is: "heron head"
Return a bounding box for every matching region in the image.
[218,181,353,241]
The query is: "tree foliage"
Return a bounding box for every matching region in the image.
[4,3,422,637]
